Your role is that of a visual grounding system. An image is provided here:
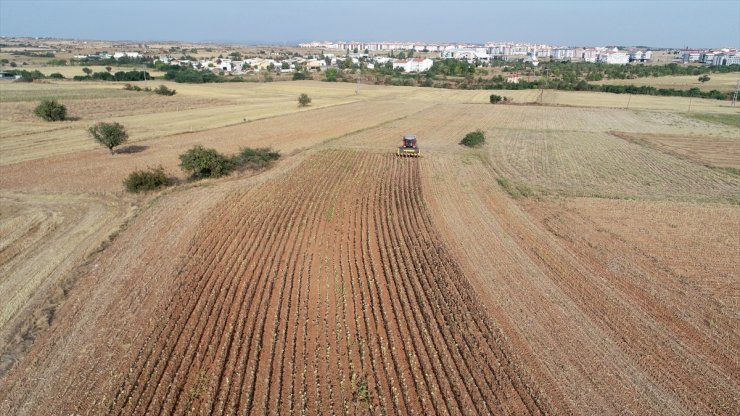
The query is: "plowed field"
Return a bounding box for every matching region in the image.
[107,150,548,415]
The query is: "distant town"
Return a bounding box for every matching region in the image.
[300,40,740,67]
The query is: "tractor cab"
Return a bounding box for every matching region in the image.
[397,134,420,157]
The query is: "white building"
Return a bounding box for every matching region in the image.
[711,53,740,65]
[392,58,433,72]
[628,50,651,62]
[598,50,630,64]
[113,52,141,59]
[679,50,702,62]
[580,48,598,63]
[550,48,575,61]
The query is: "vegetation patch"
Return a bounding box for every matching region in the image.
[124,166,173,193]
[232,147,281,170]
[179,145,233,180]
[154,85,176,96]
[496,176,535,199]
[298,93,311,107]
[33,98,67,121]
[684,113,740,129]
[460,130,486,147]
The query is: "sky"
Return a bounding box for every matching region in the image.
[0,0,738,48]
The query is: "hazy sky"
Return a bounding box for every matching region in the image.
[0,0,738,48]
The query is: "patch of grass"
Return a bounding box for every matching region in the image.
[685,113,740,128]
[496,176,535,199]
[351,372,369,403]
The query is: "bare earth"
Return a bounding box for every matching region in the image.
[0,80,738,415]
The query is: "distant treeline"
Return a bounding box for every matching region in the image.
[73,70,152,81]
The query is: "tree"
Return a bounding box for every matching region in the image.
[34,99,67,121]
[179,145,232,179]
[105,66,112,73]
[88,122,128,154]
[298,93,311,107]
[82,67,93,76]
[325,68,338,82]
[489,94,503,104]
[698,74,711,83]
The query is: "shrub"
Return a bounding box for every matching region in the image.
[154,84,176,96]
[124,166,172,193]
[292,72,308,80]
[179,145,232,179]
[232,147,280,170]
[48,72,64,79]
[460,130,486,147]
[88,122,128,154]
[298,93,311,107]
[489,94,503,104]
[34,99,67,121]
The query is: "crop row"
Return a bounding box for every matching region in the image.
[108,150,547,415]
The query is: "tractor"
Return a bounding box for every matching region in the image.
[397,134,420,157]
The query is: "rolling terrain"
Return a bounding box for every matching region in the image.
[0,79,738,415]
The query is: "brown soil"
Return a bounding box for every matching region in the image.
[0,150,550,415]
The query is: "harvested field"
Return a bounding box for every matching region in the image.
[0,191,130,374]
[484,129,739,202]
[612,131,740,169]
[421,155,739,414]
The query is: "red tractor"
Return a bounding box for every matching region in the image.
[397,134,420,157]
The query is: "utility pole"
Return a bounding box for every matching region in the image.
[732,80,739,107]
[688,96,692,113]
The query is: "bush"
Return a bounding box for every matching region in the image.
[48,72,64,79]
[88,121,128,154]
[232,147,280,170]
[179,145,232,179]
[124,166,172,193]
[154,84,176,96]
[460,130,486,147]
[298,93,311,107]
[489,94,503,104]
[34,99,67,121]
[292,72,308,80]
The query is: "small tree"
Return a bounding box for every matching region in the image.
[698,74,710,83]
[460,130,486,147]
[489,94,503,104]
[82,67,93,76]
[179,145,232,179]
[105,66,112,73]
[298,93,311,107]
[325,68,338,82]
[34,99,67,121]
[88,122,128,154]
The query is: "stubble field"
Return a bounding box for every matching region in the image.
[0,79,738,415]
